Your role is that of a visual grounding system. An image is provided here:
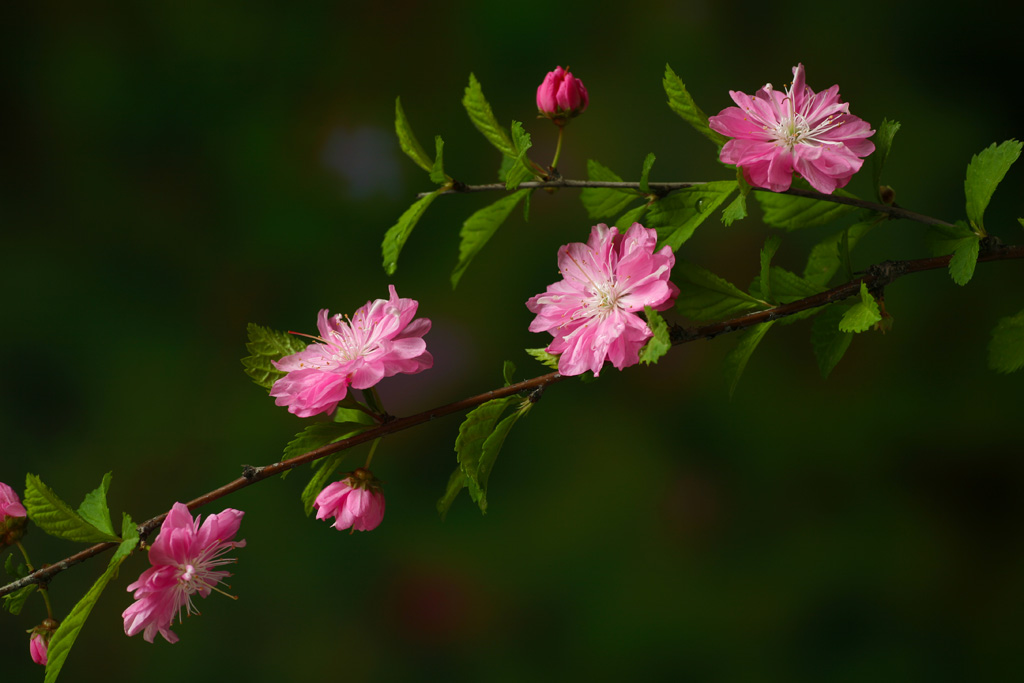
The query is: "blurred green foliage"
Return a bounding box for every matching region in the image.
[2,1,1023,681]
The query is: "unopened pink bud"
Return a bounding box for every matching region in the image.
[314,468,386,533]
[536,66,588,123]
[29,620,57,666]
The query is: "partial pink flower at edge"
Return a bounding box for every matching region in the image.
[526,223,678,377]
[314,469,385,533]
[708,63,875,194]
[0,481,27,521]
[270,285,433,418]
[122,502,245,644]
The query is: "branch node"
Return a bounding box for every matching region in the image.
[866,260,907,288]
[242,465,261,481]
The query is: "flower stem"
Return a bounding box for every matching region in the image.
[550,124,565,170]
[364,437,382,469]
[16,541,54,620]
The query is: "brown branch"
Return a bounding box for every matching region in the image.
[3,243,1022,599]
[419,179,954,228]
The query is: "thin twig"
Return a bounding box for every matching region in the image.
[3,243,1021,599]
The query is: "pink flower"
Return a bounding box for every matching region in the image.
[526,223,678,377]
[708,63,875,194]
[314,468,385,533]
[0,481,26,521]
[536,66,589,122]
[122,502,245,644]
[270,285,433,418]
[29,631,48,666]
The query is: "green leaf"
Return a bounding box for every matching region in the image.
[580,160,640,220]
[673,260,765,321]
[639,307,671,365]
[242,323,308,392]
[44,514,138,683]
[663,64,729,147]
[616,203,648,228]
[475,405,529,513]
[463,73,514,157]
[645,181,737,251]
[756,187,859,230]
[429,135,447,184]
[803,221,876,288]
[24,474,122,544]
[301,452,350,516]
[926,220,974,257]
[505,121,535,190]
[451,189,529,288]
[872,118,901,199]
[639,153,656,194]
[948,235,981,286]
[394,97,433,173]
[838,283,881,333]
[283,422,369,462]
[436,466,467,521]
[768,267,824,303]
[333,406,377,427]
[812,304,855,378]
[723,321,775,396]
[2,583,36,615]
[382,188,442,276]
[76,472,114,537]
[721,193,747,227]
[454,397,518,510]
[525,347,560,370]
[759,236,782,304]
[965,139,1022,233]
[502,360,517,386]
[988,310,1024,373]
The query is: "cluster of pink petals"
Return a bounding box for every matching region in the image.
[536,66,589,122]
[122,502,245,644]
[0,481,26,521]
[708,63,875,194]
[527,223,678,377]
[270,285,433,418]
[29,631,48,666]
[314,468,385,533]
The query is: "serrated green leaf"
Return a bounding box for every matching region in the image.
[756,187,859,230]
[2,583,36,615]
[333,406,377,427]
[723,321,775,396]
[645,181,737,250]
[525,347,560,370]
[804,221,876,288]
[394,97,433,173]
[3,553,21,577]
[580,160,641,220]
[451,189,529,288]
[949,235,980,286]
[988,310,1024,373]
[616,203,648,229]
[721,193,747,227]
[463,73,514,157]
[382,188,442,276]
[872,118,901,199]
[674,260,765,321]
[663,64,729,147]
[436,466,467,521]
[301,452,349,516]
[759,236,782,304]
[283,422,369,462]
[769,267,824,303]
[242,323,308,392]
[965,139,1022,233]
[926,220,974,257]
[429,135,447,184]
[475,405,529,514]
[639,153,656,194]
[24,474,121,544]
[454,397,518,509]
[838,283,881,333]
[639,307,671,365]
[812,304,855,378]
[44,514,138,683]
[76,472,114,537]
[505,121,535,190]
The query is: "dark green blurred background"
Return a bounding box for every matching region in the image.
[3,2,1023,681]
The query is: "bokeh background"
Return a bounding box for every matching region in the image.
[3,2,1023,681]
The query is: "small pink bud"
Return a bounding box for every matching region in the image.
[0,481,28,548]
[314,468,386,533]
[536,66,589,123]
[29,619,57,666]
